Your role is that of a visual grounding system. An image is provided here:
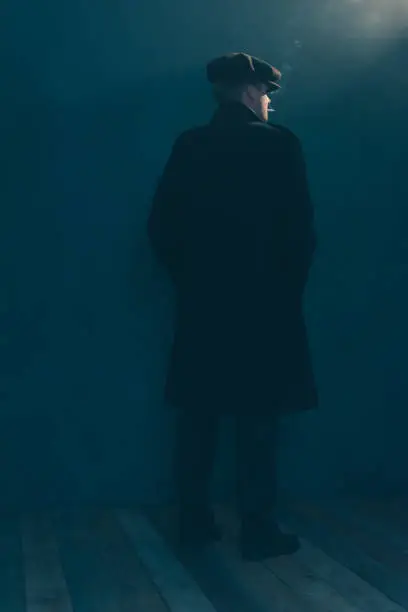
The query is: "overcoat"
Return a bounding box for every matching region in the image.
[148,102,318,414]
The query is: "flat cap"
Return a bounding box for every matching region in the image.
[206,52,281,92]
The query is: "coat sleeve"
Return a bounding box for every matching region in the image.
[147,132,191,280]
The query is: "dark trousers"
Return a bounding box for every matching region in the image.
[174,409,278,521]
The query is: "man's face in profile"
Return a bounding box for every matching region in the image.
[243,84,272,122]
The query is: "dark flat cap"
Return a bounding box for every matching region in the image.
[206,53,281,92]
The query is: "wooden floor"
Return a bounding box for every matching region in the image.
[4,496,408,611]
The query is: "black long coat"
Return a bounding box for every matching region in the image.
[148,102,318,415]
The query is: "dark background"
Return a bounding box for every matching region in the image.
[1,0,407,507]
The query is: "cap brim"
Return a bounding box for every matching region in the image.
[266,82,281,93]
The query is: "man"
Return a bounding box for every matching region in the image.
[147,52,317,561]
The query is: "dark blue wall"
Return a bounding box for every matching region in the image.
[1,1,407,506]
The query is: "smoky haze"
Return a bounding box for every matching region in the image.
[1,0,407,505]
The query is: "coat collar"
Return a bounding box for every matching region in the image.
[210,102,263,127]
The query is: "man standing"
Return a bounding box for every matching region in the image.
[147,53,317,561]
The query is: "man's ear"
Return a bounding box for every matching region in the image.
[246,84,258,101]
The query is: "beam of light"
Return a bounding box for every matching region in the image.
[323,0,408,38]
[269,0,407,113]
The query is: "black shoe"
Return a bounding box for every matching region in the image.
[240,518,300,561]
[177,508,222,550]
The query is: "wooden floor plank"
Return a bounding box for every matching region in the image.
[213,541,315,612]
[310,500,408,573]
[287,535,407,612]
[19,500,408,612]
[53,510,121,612]
[21,513,73,612]
[219,504,401,612]
[281,504,408,610]
[118,509,217,612]
[0,513,25,612]
[92,511,170,612]
[54,509,169,612]
[214,505,318,612]
[293,501,404,571]
[150,503,316,612]
[265,552,361,612]
[146,504,264,612]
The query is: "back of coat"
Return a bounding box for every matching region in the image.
[148,102,318,415]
